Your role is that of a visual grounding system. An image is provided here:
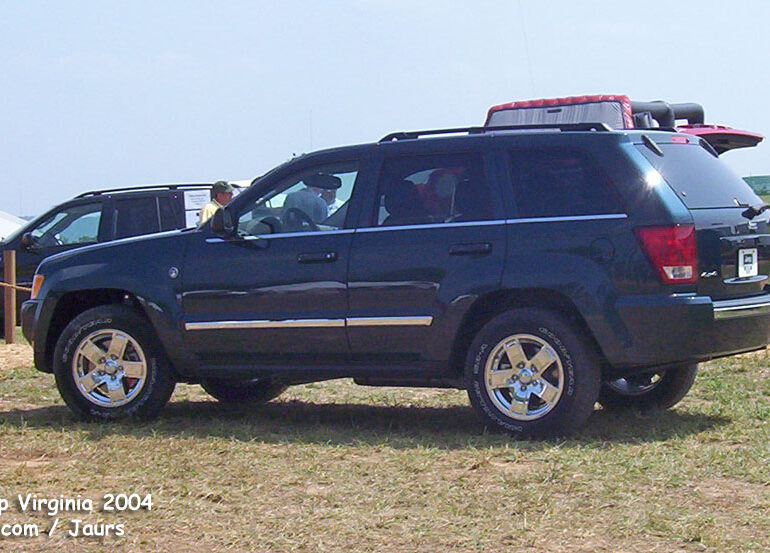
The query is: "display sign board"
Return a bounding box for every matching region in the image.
[183,189,211,210]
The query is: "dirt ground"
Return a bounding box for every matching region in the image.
[0,339,768,553]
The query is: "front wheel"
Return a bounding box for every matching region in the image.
[465,308,600,438]
[53,305,176,421]
[598,364,698,411]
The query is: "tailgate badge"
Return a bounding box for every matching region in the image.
[700,270,719,279]
[168,267,180,279]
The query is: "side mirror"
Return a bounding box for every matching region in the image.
[209,208,235,236]
[20,232,37,251]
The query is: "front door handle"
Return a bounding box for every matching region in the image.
[297,251,338,264]
[449,242,492,256]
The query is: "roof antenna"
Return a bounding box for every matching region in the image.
[309,109,313,151]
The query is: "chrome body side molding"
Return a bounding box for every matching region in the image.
[185,316,434,331]
[346,316,434,327]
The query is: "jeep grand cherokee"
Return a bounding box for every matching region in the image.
[21,124,770,438]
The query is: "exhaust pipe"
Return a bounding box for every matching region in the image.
[671,103,705,125]
[630,101,676,128]
[631,101,705,128]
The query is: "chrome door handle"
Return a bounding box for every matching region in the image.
[449,242,492,256]
[297,251,338,263]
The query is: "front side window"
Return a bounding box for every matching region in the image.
[237,161,359,236]
[373,153,493,227]
[31,203,102,247]
[509,149,624,218]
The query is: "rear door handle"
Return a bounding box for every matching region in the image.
[449,242,492,256]
[297,251,338,264]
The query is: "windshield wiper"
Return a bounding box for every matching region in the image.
[740,202,770,220]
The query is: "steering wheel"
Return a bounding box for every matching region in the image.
[283,208,319,232]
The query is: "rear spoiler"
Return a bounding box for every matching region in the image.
[676,125,764,155]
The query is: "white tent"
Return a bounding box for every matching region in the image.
[0,210,25,241]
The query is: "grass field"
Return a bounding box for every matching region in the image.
[0,335,768,553]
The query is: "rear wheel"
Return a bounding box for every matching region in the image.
[53,305,175,421]
[465,308,600,438]
[201,378,287,405]
[598,364,698,411]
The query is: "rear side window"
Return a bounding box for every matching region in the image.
[636,143,761,209]
[374,153,495,226]
[115,197,160,239]
[509,149,624,218]
[158,196,178,231]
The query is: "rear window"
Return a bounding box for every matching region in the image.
[636,143,761,209]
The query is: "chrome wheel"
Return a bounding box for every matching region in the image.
[606,373,662,396]
[71,329,148,408]
[484,333,564,421]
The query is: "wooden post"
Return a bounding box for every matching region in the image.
[4,250,15,344]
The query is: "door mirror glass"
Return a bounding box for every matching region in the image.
[20,232,37,251]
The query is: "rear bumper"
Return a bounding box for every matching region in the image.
[606,293,770,370]
[713,296,770,320]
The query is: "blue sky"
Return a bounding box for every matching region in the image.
[2,1,770,215]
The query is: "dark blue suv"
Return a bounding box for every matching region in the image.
[21,124,770,438]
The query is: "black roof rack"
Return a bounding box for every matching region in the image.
[379,123,613,143]
[74,182,229,199]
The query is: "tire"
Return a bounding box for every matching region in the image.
[598,363,698,411]
[53,305,176,421]
[465,308,600,439]
[201,378,287,404]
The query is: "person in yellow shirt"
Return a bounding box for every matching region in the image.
[198,181,234,226]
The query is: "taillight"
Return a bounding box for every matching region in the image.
[634,225,697,284]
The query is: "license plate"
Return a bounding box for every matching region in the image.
[738,248,758,278]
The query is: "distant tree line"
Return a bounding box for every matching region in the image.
[744,175,770,195]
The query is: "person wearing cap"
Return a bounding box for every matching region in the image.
[282,174,341,230]
[199,181,235,226]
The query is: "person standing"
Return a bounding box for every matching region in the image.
[199,181,234,226]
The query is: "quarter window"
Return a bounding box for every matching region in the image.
[509,149,624,218]
[374,153,493,226]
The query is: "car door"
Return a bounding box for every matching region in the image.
[15,198,107,287]
[180,155,371,366]
[347,146,507,362]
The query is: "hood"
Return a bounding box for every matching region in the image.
[37,228,190,277]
